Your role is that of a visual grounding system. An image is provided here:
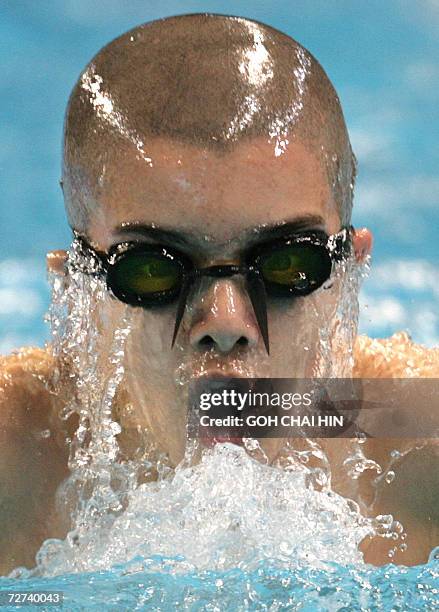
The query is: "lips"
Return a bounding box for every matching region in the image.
[196,369,251,381]
[190,374,274,447]
[198,373,255,392]
[200,433,245,448]
[192,374,243,447]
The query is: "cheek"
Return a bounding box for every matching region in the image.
[267,300,320,373]
[125,308,180,379]
[122,307,192,431]
[266,289,341,376]
[122,310,188,446]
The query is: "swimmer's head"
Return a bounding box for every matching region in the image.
[59,14,372,464]
[63,13,356,230]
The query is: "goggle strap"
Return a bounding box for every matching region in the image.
[328,226,353,261]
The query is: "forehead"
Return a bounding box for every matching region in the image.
[85,137,339,248]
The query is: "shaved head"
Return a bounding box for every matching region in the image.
[63,13,356,232]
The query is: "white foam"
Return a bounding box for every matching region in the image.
[32,444,373,577]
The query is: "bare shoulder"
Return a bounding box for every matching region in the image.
[0,345,57,430]
[351,334,439,565]
[0,345,55,390]
[353,331,439,378]
[0,346,71,573]
[0,344,75,452]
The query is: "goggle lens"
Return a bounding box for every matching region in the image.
[107,249,185,305]
[107,240,336,304]
[257,243,331,296]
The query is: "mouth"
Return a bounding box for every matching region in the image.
[190,373,274,448]
[195,373,245,448]
[199,433,245,448]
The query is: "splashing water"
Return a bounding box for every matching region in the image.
[6,241,438,609]
[24,443,373,577]
[314,250,367,378]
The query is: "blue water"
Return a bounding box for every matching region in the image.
[1,2,439,610]
[1,557,438,611]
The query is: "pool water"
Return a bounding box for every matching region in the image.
[1,557,439,611]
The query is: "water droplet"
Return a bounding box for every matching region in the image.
[38,429,51,439]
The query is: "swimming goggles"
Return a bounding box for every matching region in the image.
[71,227,353,354]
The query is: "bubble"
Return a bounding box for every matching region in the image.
[385,471,396,484]
[37,429,51,439]
[29,444,373,576]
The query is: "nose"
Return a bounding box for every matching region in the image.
[189,278,260,354]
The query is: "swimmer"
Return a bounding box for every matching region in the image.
[1,14,438,574]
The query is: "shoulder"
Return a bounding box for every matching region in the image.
[0,345,54,380]
[0,345,57,430]
[353,331,439,378]
[0,346,71,574]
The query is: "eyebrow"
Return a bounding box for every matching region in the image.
[112,215,326,250]
[114,222,196,249]
[248,216,326,244]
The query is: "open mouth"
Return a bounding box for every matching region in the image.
[199,433,245,448]
[189,375,276,446]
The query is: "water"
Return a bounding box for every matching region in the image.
[2,437,439,609]
[2,552,439,611]
[8,557,439,611]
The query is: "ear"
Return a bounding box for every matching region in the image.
[353,228,372,262]
[46,250,68,275]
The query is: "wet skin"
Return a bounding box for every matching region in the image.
[1,136,439,574]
